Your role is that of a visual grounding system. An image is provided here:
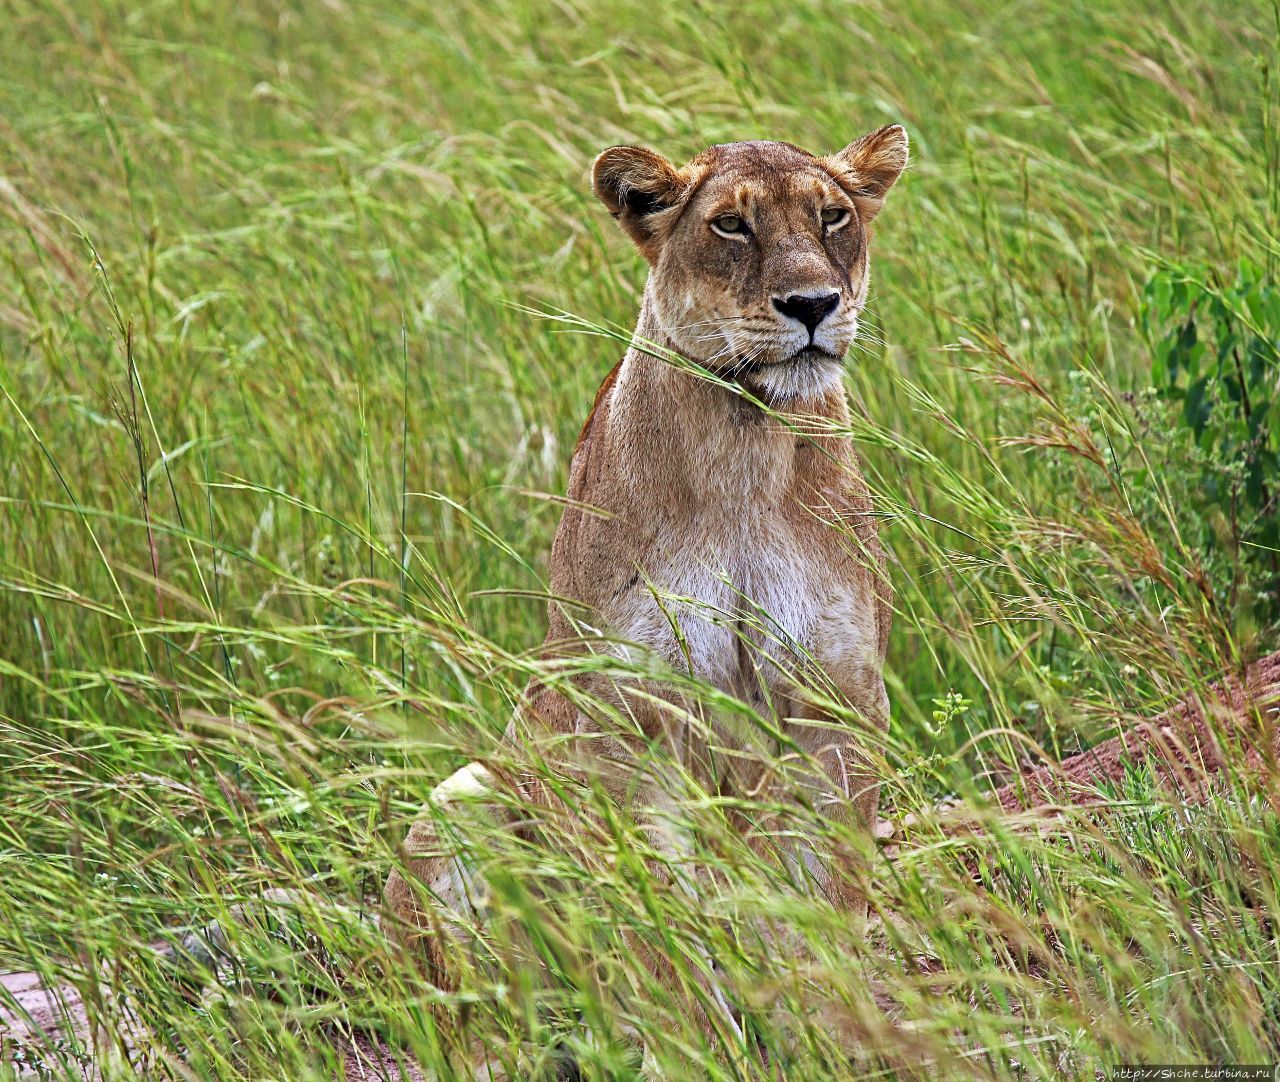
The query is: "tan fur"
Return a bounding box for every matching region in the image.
[384,126,908,1059]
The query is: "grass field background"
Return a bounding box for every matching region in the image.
[3,0,1280,1077]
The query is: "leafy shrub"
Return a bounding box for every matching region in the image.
[1141,259,1280,629]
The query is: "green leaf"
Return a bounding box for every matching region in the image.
[1183,375,1212,437]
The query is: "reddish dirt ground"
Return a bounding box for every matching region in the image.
[991,651,1280,812]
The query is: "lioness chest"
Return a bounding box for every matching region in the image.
[601,509,879,708]
[552,358,883,738]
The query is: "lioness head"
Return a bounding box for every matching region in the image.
[593,126,908,403]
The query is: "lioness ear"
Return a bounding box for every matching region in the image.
[592,146,689,260]
[824,124,909,223]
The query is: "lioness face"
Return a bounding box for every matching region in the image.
[594,126,908,402]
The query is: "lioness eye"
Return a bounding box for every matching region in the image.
[821,206,849,227]
[711,214,746,236]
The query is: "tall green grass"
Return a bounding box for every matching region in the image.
[2,0,1279,1077]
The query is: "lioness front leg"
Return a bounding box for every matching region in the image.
[561,678,758,1069]
[779,672,889,914]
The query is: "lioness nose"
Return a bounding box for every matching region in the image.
[772,291,840,337]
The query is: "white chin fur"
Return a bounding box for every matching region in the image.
[747,353,844,403]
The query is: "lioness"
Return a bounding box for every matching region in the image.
[385,125,907,1065]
